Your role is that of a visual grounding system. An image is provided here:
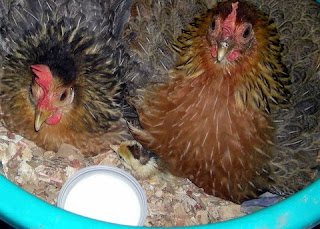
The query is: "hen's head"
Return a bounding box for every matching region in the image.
[30,64,75,131]
[173,0,289,113]
[206,1,258,64]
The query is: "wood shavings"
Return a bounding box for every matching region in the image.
[56,144,84,161]
[0,124,244,227]
[0,132,23,144]
[16,161,36,184]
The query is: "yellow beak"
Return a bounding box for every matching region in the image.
[217,41,231,62]
[34,109,53,132]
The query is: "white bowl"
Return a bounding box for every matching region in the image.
[57,165,147,226]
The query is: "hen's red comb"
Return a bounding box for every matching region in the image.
[31,64,53,92]
[222,2,239,38]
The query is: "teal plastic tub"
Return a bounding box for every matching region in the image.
[0,174,319,229]
[1,0,320,228]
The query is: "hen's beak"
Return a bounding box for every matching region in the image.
[34,109,53,132]
[217,41,230,62]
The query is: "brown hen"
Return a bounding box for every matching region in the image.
[130,0,320,203]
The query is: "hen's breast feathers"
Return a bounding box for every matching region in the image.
[135,69,275,200]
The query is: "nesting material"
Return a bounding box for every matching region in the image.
[0,123,244,227]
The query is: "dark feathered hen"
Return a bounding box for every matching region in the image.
[130,0,320,203]
[249,0,320,84]
[247,0,320,196]
[0,0,137,155]
[121,0,209,91]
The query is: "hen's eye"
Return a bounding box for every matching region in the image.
[60,90,67,101]
[30,86,34,96]
[211,20,216,30]
[243,25,252,38]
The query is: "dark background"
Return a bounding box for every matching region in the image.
[0,220,13,228]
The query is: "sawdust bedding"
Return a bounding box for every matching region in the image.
[0,123,245,227]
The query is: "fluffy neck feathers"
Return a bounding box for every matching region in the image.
[172,3,290,114]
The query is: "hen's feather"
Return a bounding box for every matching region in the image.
[121,0,209,93]
[247,0,320,84]
[246,0,320,195]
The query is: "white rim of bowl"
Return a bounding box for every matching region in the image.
[56,165,147,226]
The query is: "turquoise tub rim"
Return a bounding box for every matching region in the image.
[1,1,320,228]
[0,174,319,229]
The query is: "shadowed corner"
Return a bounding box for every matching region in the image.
[0,220,13,229]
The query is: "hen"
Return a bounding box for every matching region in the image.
[0,0,210,156]
[0,0,139,155]
[129,0,320,203]
[121,0,209,92]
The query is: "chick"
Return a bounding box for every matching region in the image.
[111,140,159,179]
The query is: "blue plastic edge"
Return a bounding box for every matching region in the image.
[1,1,320,228]
[0,175,320,229]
